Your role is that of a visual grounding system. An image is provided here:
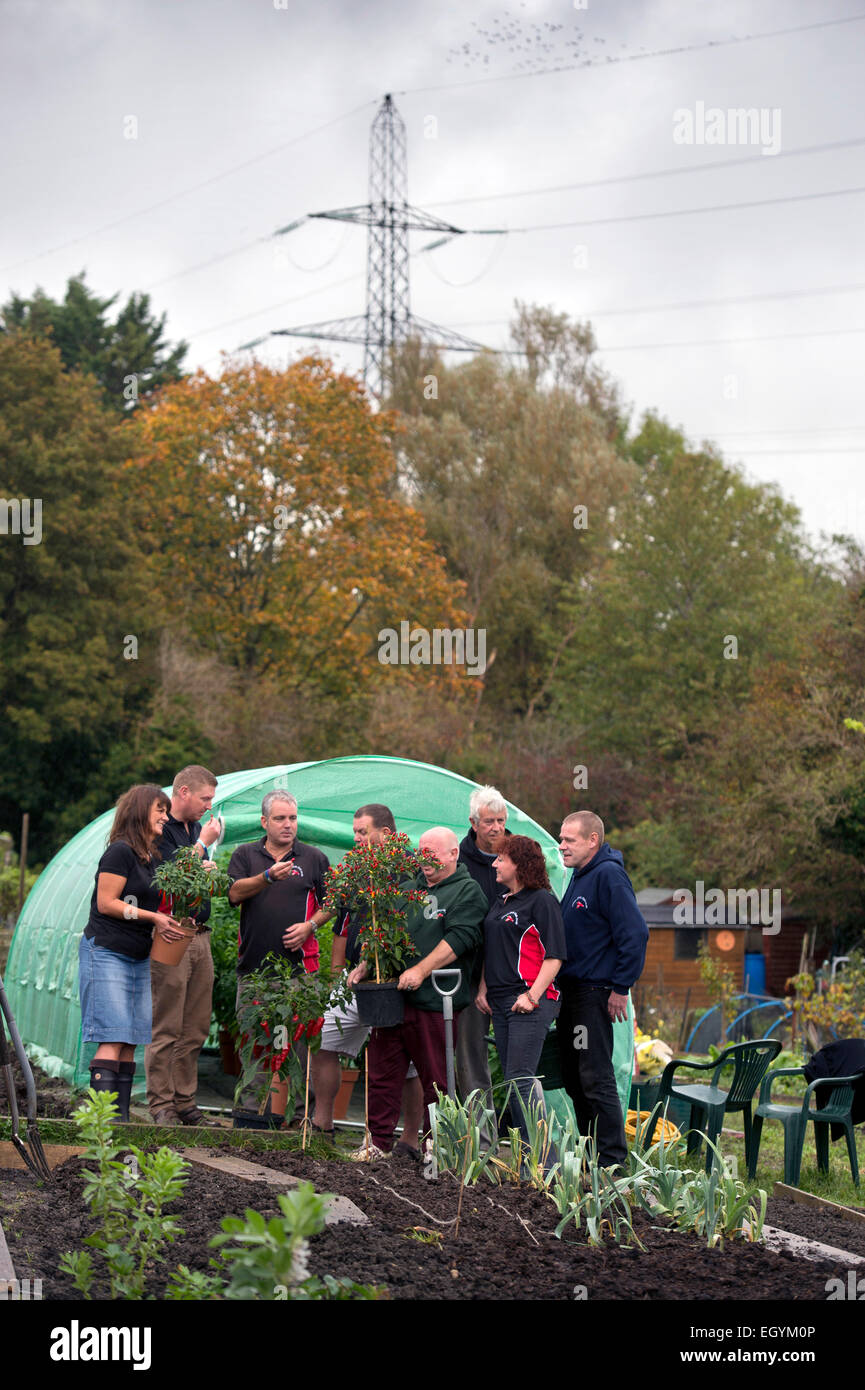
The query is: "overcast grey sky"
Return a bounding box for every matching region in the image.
[3,0,864,542]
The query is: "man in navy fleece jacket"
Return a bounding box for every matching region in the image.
[556,811,648,1166]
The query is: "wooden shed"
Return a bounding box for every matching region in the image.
[634,889,748,1012]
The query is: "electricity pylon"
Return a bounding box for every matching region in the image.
[270,94,487,399]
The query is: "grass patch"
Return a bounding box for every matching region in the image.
[0,1115,341,1159]
[714,1097,864,1209]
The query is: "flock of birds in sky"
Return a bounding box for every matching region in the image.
[446,7,645,73]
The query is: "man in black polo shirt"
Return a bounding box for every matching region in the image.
[146,764,222,1127]
[227,790,330,1126]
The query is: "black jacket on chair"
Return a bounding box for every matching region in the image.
[803,1039,865,1140]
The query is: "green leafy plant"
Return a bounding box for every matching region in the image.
[697,940,738,1035]
[153,845,232,930]
[322,831,435,982]
[787,948,865,1046]
[670,1141,768,1247]
[58,1092,382,1301]
[164,1265,224,1300]
[404,1226,444,1247]
[550,1134,645,1249]
[505,1088,561,1190]
[428,1088,505,1185]
[58,1090,189,1299]
[209,1182,384,1300]
[235,953,351,1114]
[625,1123,768,1246]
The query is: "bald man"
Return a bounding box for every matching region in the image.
[347,827,487,1159]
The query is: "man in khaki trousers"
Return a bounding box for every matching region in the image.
[146,765,222,1126]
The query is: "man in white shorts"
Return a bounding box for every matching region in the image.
[310,804,424,1157]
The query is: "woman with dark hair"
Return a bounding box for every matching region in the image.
[78,784,183,1119]
[476,834,566,1153]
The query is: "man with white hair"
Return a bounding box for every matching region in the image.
[348,826,487,1158]
[456,786,509,1120]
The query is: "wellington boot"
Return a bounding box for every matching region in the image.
[89,1063,121,1117]
[115,1066,135,1123]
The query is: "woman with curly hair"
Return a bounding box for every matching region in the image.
[79,784,183,1119]
[476,834,566,1150]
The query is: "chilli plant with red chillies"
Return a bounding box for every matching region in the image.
[236,954,351,1114]
[152,845,233,931]
[321,831,436,983]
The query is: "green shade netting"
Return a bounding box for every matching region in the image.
[6,754,633,1102]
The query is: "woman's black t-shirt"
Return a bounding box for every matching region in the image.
[482,887,567,1006]
[83,841,161,960]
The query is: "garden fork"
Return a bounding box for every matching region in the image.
[0,970,52,1181]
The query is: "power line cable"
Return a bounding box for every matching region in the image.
[422,235,508,288]
[594,325,865,353]
[144,236,267,291]
[443,280,865,326]
[506,184,865,234]
[423,137,865,209]
[708,426,865,437]
[187,273,364,339]
[395,13,865,97]
[719,447,865,454]
[139,169,865,301]
[0,98,377,278]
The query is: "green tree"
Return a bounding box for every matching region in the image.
[1,272,187,412]
[0,331,202,856]
[387,310,634,717]
[549,413,832,763]
[679,554,865,938]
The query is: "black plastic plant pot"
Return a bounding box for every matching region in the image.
[354,980,405,1027]
[232,1110,282,1130]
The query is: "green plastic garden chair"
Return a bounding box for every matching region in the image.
[747,1067,861,1187]
[649,1039,781,1172]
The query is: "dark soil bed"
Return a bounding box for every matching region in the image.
[765,1195,865,1258]
[0,1057,77,1119]
[0,1147,852,1301]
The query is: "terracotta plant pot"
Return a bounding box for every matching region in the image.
[333,1067,359,1120]
[354,980,404,1027]
[218,1027,241,1077]
[150,922,197,966]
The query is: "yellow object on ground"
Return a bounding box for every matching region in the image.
[625,1109,681,1144]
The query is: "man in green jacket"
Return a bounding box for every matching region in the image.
[350,826,487,1159]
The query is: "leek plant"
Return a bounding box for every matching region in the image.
[428,1088,504,1184]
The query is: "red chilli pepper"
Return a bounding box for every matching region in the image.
[306,1017,324,1040]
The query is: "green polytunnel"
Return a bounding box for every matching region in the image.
[6,754,634,1108]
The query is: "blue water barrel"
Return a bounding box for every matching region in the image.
[744,952,766,995]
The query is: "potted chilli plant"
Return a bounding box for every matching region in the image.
[236,954,351,1136]
[151,846,233,966]
[322,831,433,1028]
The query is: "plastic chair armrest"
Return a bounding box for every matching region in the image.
[758,1066,805,1107]
[803,1072,864,1111]
[658,1055,717,1095]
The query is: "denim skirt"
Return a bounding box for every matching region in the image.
[79,934,153,1044]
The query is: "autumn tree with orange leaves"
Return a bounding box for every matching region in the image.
[131,356,470,708]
